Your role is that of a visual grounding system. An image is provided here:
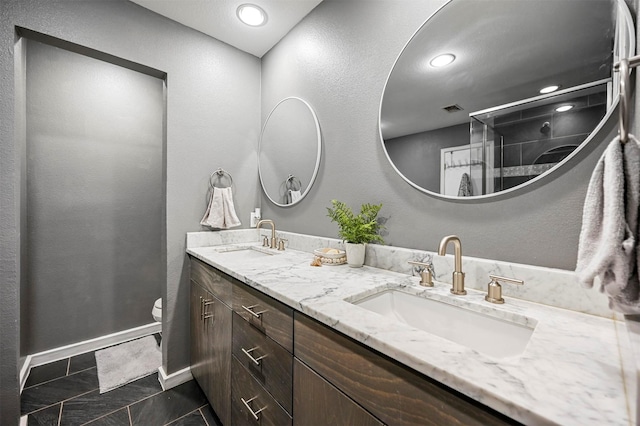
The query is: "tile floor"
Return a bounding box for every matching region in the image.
[21,337,221,426]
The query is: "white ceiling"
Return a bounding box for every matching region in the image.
[129,0,323,58]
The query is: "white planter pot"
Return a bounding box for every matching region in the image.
[345,242,366,268]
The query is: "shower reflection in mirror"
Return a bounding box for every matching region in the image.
[391,80,609,197]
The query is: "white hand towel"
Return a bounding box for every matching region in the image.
[200,187,241,229]
[576,134,640,314]
[289,190,302,204]
[220,187,241,228]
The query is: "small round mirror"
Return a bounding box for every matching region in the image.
[259,97,322,206]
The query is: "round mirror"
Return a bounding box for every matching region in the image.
[380,0,634,199]
[259,97,322,206]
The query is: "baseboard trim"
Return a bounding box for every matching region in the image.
[20,415,28,426]
[158,365,193,391]
[21,322,161,392]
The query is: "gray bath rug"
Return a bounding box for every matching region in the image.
[95,335,161,393]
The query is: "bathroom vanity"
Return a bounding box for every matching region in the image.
[187,230,636,426]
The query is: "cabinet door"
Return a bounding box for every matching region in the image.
[190,281,232,425]
[190,281,212,396]
[293,359,384,426]
[295,313,516,426]
[207,292,232,426]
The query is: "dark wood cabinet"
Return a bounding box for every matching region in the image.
[294,313,517,426]
[190,261,232,426]
[294,358,384,426]
[189,256,517,426]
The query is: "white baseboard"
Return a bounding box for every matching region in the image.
[21,322,161,392]
[20,415,28,426]
[158,365,193,391]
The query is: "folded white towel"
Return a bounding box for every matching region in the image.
[289,190,302,204]
[200,187,241,229]
[576,134,640,314]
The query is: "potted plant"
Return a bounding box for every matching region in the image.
[326,199,385,267]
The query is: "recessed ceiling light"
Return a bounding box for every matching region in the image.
[237,4,267,27]
[555,105,573,112]
[430,54,456,68]
[540,85,560,94]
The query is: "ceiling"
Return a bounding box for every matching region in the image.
[381,0,622,140]
[129,0,324,58]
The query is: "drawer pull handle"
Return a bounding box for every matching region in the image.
[241,347,267,365]
[241,396,266,421]
[202,298,214,322]
[242,304,266,319]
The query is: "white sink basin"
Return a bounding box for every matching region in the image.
[214,246,275,259]
[353,290,534,358]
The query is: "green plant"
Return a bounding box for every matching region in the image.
[326,200,385,245]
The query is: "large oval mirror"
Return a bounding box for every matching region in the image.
[380,0,634,199]
[259,97,322,206]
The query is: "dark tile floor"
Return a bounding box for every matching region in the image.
[21,338,222,426]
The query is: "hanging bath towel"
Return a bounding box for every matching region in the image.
[200,187,241,229]
[457,173,473,197]
[576,134,640,314]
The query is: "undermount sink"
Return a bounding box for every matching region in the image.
[214,246,275,259]
[353,290,534,358]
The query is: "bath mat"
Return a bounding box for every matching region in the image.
[95,335,161,393]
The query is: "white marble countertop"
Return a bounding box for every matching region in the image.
[187,241,634,426]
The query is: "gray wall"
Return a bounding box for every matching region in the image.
[23,39,163,354]
[260,0,633,271]
[1,0,260,422]
[385,123,469,193]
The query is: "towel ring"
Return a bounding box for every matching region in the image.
[285,174,302,191]
[209,168,233,189]
[618,58,630,143]
[614,55,640,144]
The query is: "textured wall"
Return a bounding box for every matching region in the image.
[24,39,163,354]
[1,1,260,421]
[260,0,627,271]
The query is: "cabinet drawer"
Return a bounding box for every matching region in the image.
[231,355,292,426]
[294,313,517,426]
[233,282,293,352]
[232,313,293,413]
[294,358,384,426]
[190,257,232,306]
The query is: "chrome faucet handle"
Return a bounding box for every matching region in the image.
[485,274,524,304]
[408,261,434,287]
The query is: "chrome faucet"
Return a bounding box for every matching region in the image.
[437,235,466,295]
[256,219,277,249]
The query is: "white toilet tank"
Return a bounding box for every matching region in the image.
[152,298,162,323]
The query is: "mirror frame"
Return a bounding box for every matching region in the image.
[378,0,635,201]
[259,97,322,207]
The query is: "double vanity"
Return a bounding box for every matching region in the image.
[186,229,637,426]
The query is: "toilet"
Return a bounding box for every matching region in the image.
[152,298,162,323]
[152,298,162,350]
